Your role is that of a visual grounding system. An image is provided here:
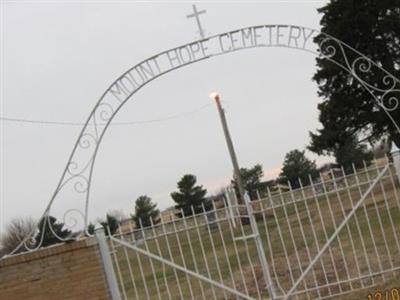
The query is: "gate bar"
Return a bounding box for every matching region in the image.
[283,165,389,300]
[109,235,256,300]
[244,193,276,300]
[95,228,122,300]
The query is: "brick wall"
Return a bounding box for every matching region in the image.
[0,238,110,300]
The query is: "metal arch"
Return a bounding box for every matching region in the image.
[6,24,400,256]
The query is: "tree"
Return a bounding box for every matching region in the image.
[309,0,400,157]
[334,136,373,173]
[107,209,126,222]
[100,214,119,236]
[278,150,319,189]
[86,222,95,236]
[171,174,209,217]
[132,195,160,228]
[0,217,36,255]
[35,215,72,248]
[231,164,264,200]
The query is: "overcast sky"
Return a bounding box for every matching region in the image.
[1,0,331,232]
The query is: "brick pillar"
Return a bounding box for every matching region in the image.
[0,238,111,300]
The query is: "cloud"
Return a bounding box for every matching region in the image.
[262,166,282,181]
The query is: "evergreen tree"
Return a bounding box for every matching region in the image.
[35,215,71,248]
[132,195,160,228]
[334,137,373,173]
[100,214,119,236]
[231,164,263,200]
[171,174,208,217]
[278,150,319,189]
[309,0,400,156]
[86,222,95,236]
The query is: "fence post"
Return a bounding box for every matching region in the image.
[392,142,400,184]
[225,187,237,228]
[244,193,276,300]
[95,227,122,300]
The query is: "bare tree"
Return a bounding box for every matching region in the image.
[0,217,36,256]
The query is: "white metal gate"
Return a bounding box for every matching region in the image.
[107,199,271,300]
[255,159,400,299]
[105,157,400,299]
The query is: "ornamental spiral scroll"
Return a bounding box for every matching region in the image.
[381,88,400,112]
[4,24,399,257]
[317,34,400,118]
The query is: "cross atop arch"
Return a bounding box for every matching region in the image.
[186,4,207,39]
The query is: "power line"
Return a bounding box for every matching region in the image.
[0,104,213,126]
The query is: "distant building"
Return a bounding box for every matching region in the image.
[160,206,176,223]
[117,206,178,234]
[118,218,136,234]
[258,179,276,192]
[258,180,289,195]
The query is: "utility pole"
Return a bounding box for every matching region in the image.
[210,92,246,206]
[210,92,275,297]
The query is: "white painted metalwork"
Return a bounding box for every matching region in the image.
[109,203,264,300]
[95,227,122,300]
[225,186,238,228]
[284,165,390,299]
[107,157,400,299]
[259,158,400,299]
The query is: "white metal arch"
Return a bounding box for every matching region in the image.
[8,24,400,255]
